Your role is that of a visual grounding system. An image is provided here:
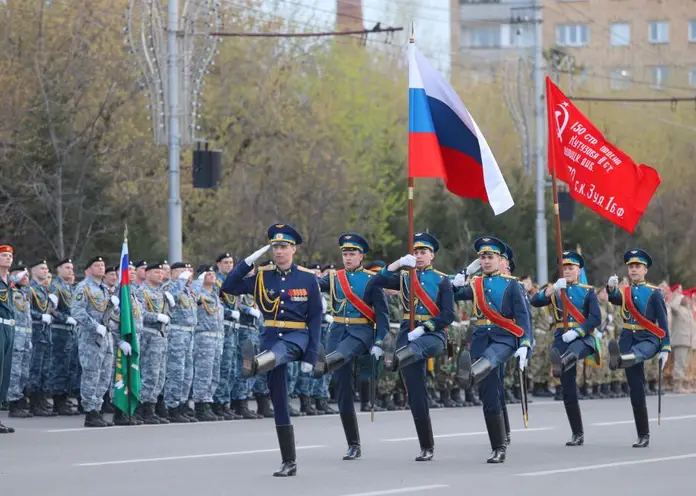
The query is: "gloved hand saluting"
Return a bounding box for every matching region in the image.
[245,245,271,266]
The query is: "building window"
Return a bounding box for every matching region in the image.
[689,20,696,42]
[651,66,669,88]
[556,24,589,47]
[689,67,696,86]
[465,26,501,48]
[610,68,631,90]
[505,23,534,48]
[648,21,669,44]
[610,23,630,46]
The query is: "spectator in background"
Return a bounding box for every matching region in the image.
[667,285,694,393]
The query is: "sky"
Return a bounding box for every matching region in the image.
[254,0,453,75]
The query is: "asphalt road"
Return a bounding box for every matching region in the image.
[2,394,695,496]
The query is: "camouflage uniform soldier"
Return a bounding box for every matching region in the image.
[7,266,33,418]
[136,262,171,424]
[25,260,57,417]
[434,296,465,407]
[376,290,406,409]
[162,262,198,423]
[192,266,225,421]
[49,259,79,415]
[73,256,117,428]
[310,291,336,414]
[528,284,554,397]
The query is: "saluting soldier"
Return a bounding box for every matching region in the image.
[0,244,16,434]
[73,256,119,428]
[313,233,389,460]
[49,258,80,416]
[7,265,33,419]
[162,262,198,423]
[606,249,670,448]
[135,262,171,425]
[530,250,601,446]
[452,236,531,464]
[371,232,455,462]
[221,223,323,477]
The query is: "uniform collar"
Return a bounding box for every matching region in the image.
[275,264,294,276]
[416,265,433,273]
[567,280,578,286]
[631,280,647,286]
[346,266,363,273]
[483,270,500,278]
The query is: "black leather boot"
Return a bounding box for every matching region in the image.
[564,402,584,446]
[413,416,434,461]
[632,404,650,448]
[168,404,191,423]
[273,425,297,477]
[485,412,507,463]
[502,403,511,445]
[300,395,319,416]
[256,395,275,418]
[340,413,361,460]
[458,351,494,390]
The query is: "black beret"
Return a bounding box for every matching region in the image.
[85,256,105,269]
[216,252,233,263]
[55,258,73,269]
[321,263,336,271]
[105,266,118,274]
[10,264,26,273]
[170,262,192,270]
[145,262,166,272]
[30,259,48,269]
[134,260,147,269]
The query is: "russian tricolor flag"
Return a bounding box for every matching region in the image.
[408,42,514,215]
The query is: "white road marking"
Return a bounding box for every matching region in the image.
[382,427,554,442]
[515,453,696,476]
[338,485,450,496]
[592,414,696,426]
[75,445,326,466]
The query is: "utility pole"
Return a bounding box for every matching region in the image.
[167,0,182,263]
[126,1,221,262]
[533,0,548,285]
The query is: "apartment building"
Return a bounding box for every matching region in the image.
[452,0,696,92]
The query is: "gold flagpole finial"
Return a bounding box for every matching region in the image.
[409,21,415,43]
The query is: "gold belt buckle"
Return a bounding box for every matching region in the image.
[278,321,286,328]
[345,317,352,324]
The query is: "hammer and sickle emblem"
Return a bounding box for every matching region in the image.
[554,102,569,142]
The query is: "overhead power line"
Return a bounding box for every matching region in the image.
[211,26,403,38]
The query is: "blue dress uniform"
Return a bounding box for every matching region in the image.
[454,236,531,464]
[0,244,16,434]
[606,249,670,448]
[221,223,322,477]
[370,232,455,462]
[530,250,601,446]
[315,233,389,460]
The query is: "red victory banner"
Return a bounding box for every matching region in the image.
[546,77,662,233]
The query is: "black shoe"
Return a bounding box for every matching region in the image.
[141,403,161,425]
[599,383,611,399]
[54,394,79,416]
[564,402,584,446]
[113,409,143,426]
[168,404,191,423]
[84,410,108,428]
[413,416,434,461]
[299,396,319,416]
[8,400,31,418]
[464,387,481,407]
[449,388,465,407]
[484,412,507,464]
[181,403,198,422]
[195,402,218,422]
[340,413,361,460]
[236,399,261,419]
[99,411,114,427]
[254,395,273,418]
[632,404,650,448]
[273,425,297,477]
[0,420,15,434]
[316,398,336,415]
[382,393,397,411]
[439,389,455,408]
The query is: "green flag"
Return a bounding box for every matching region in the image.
[113,236,141,416]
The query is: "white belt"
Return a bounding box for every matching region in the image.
[223,320,240,329]
[15,326,31,333]
[170,324,194,332]
[198,331,223,337]
[1,318,15,326]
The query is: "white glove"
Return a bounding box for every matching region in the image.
[321,296,328,313]
[28,340,32,351]
[244,244,271,266]
[156,313,170,324]
[398,254,417,268]
[659,351,669,370]
[553,278,567,291]
[408,326,425,341]
[110,295,120,307]
[370,346,384,359]
[324,314,334,324]
[178,270,192,280]
[41,313,52,324]
[300,362,313,374]
[608,275,619,288]
[515,346,529,370]
[562,330,579,343]
[230,310,241,321]
[66,317,77,326]
[607,314,613,323]
[48,294,58,307]
[197,272,205,281]
[119,341,132,356]
[96,324,107,337]
[466,258,481,276]
[594,330,603,340]
[453,273,467,288]
[248,307,261,319]
[164,291,175,308]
